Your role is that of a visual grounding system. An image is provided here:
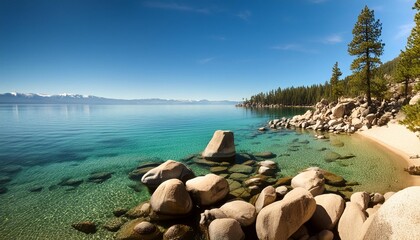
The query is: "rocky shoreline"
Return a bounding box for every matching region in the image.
[71,130,420,240]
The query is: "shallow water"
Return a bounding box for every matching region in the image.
[0,104,411,239]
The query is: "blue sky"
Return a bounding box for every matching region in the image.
[0,0,415,101]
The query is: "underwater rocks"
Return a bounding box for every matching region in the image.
[28,186,43,192]
[88,172,112,183]
[71,221,97,234]
[72,156,420,240]
[0,176,12,184]
[202,130,236,161]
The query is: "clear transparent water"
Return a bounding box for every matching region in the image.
[0,104,410,239]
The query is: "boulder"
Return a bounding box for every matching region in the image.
[318,230,334,240]
[350,192,370,210]
[291,170,325,196]
[332,103,345,118]
[220,200,256,227]
[163,224,194,240]
[186,174,229,206]
[228,164,253,174]
[322,170,346,187]
[208,218,245,240]
[132,221,161,240]
[383,192,395,201]
[71,221,97,234]
[362,186,420,239]
[141,160,195,188]
[125,202,150,219]
[103,218,126,232]
[116,219,145,240]
[275,186,288,198]
[258,166,276,175]
[337,202,367,240]
[256,187,316,240]
[202,130,236,161]
[370,193,385,206]
[200,208,228,226]
[255,186,276,213]
[309,193,345,230]
[254,152,276,159]
[409,93,420,105]
[150,179,192,215]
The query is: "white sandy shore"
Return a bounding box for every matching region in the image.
[357,122,420,185]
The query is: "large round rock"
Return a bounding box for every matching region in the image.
[220,200,256,227]
[208,218,244,240]
[150,179,192,215]
[362,186,420,239]
[291,169,325,196]
[186,174,229,206]
[337,202,367,240]
[256,187,316,240]
[202,130,236,161]
[255,186,276,213]
[141,160,195,188]
[309,193,345,230]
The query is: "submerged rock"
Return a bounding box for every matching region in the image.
[71,221,97,234]
[0,186,8,194]
[103,218,127,232]
[324,151,342,162]
[88,172,112,183]
[163,224,194,240]
[125,202,150,219]
[254,151,276,159]
[228,164,253,174]
[330,139,344,147]
[29,186,43,192]
[0,176,12,184]
[59,178,84,187]
[202,130,236,161]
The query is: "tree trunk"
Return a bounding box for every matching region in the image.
[405,78,409,98]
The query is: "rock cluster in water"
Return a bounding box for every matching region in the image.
[263,97,402,134]
[71,130,420,239]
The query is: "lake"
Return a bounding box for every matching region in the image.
[0,104,410,239]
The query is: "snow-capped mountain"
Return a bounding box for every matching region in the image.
[0,92,238,105]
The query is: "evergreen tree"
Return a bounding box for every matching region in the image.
[330,62,342,101]
[348,6,384,105]
[395,53,412,97]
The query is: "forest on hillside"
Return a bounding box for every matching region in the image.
[242,4,418,107]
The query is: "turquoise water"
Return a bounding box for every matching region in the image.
[0,104,410,239]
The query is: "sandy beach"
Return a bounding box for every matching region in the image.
[357,122,420,185]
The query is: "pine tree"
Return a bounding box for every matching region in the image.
[395,53,412,97]
[348,6,384,105]
[330,62,342,101]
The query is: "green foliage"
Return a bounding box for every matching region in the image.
[245,83,332,106]
[371,76,389,100]
[400,102,420,132]
[330,62,342,100]
[403,0,420,78]
[348,6,384,105]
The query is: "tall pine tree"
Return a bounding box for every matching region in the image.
[330,62,342,101]
[348,6,384,105]
[399,0,420,133]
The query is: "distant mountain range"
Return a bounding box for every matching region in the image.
[0,92,239,105]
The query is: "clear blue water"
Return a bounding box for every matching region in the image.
[0,104,410,239]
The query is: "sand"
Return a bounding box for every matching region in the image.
[357,122,420,185]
